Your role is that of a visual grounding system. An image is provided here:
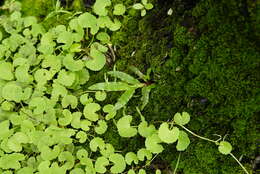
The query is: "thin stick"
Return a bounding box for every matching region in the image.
[229,153,249,174]
[173,153,181,174]
[179,125,217,144]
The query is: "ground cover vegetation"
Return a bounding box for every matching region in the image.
[0,0,259,174]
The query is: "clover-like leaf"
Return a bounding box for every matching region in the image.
[56,69,76,87]
[78,12,99,35]
[93,0,111,16]
[95,156,109,173]
[138,169,146,174]
[176,131,190,151]
[76,148,89,165]
[80,120,92,131]
[76,131,87,143]
[128,169,135,174]
[83,102,101,121]
[39,145,60,161]
[58,109,73,126]
[117,115,137,137]
[100,143,115,158]
[85,48,106,71]
[96,32,110,44]
[95,120,108,134]
[63,54,84,72]
[57,31,74,49]
[7,132,29,152]
[174,112,190,125]
[133,3,144,10]
[0,61,14,81]
[90,137,105,152]
[145,133,164,154]
[158,123,179,144]
[80,93,93,105]
[137,148,152,161]
[0,121,13,140]
[109,153,126,173]
[58,151,75,170]
[62,95,78,109]
[113,4,126,15]
[95,91,107,101]
[0,153,25,170]
[71,112,82,129]
[218,141,232,155]
[103,104,117,120]
[2,82,23,102]
[125,152,139,165]
[138,121,156,138]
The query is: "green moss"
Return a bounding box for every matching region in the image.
[112,0,259,173]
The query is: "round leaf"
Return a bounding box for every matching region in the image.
[218,141,232,155]
[158,123,179,144]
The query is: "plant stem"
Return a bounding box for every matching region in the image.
[173,153,181,174]
[179,125,218,144]
[229,153,249,174]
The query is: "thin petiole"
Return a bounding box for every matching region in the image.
[229,153,249,174]
[173,153,181,174]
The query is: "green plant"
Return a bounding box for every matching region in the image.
[0,0,252,174]
[132,0,154,16]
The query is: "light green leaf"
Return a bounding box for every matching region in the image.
[58,109,73,126]
[95,91,107,101]
[83,103,101,121]
[95,120,108,134]
[138,169,146,174]
[115,89,135,110]
[133,3,144,10]
[80,120,92,131]
[138,121,156,138]
[107,71,140,85]
[218,141,232,155]
[80,93,93,105]
[0,153,25,169]
[0,120,14,140]
[76,148,89,164]
[100,143,115,158]
[155,169,161,174]
[39,145,60,161]
[78,12,99,35]
[23,16,37,27]
[176,131,190,151]
[158,123,179,144]
[2,82,23,102]
[96,32,110,44]
[93,0,111,16]
[117,115,137,137]
[62,95,78,109]
[42,54,61,72]
[125,152,138,165]
[0,61,13,81]
[141,9,147,16]
[128,169,135,174]
[113,4,126,15]
[89,82,133,91]
[145,3,153,10]
[174,112,190,125]
[71,112,82,129]
[63,54,84,72]
[15,64,33,84]
[145,133,164,154]
[109,153,126,173]
[56,69,76,87]
[85,47,106,71]
[76,131,87,143]
[90,137,105,152]
[95,156,109,173]
[137,148,152,161]
[58,151,75,170]
[7,132,29,152]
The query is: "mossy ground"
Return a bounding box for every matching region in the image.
[17,0,260,173]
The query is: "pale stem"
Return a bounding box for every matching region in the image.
[173,153,181,174]
[179,125,218,144]
[229,153,249,174]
